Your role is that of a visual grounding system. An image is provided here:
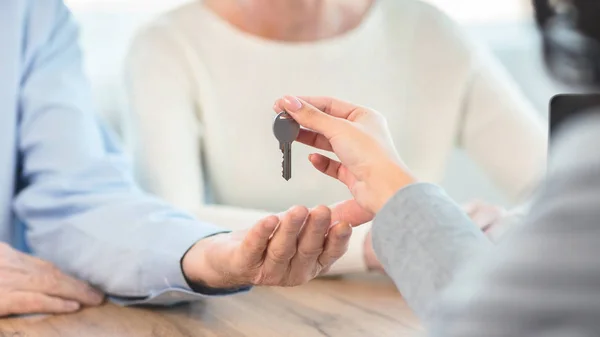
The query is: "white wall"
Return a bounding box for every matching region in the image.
[441,21,570,205]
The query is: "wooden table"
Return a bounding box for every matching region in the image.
[0,274,422,337]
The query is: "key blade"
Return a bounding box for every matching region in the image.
[282,142,292,181]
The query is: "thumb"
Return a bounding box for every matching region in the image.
[330,200,374,227]
[280,96,346,137]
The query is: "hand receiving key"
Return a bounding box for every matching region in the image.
[273,112,300,181]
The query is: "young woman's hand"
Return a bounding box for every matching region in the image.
[274,96,416,220]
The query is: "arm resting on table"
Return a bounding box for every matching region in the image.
[14,0,246,305]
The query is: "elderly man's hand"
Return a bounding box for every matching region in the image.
[0,243,104,317]
[182,206,352,289]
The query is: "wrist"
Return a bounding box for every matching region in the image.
[182,234,244,290]
[368,162,416,213]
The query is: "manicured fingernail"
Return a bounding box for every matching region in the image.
[65,301,81,311]
[283,96,303,112]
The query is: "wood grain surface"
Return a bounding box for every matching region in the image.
[0,274,422,337]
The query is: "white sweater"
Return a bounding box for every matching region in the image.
[125,0,547,274]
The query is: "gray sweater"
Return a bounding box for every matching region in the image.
[372,113,600,336]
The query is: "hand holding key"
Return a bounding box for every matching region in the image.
[273,96,417,218]
[273,112,300,181]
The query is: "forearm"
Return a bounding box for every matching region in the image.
[14,156,231,302]
[371,183,492,321]
[15,2,247,305]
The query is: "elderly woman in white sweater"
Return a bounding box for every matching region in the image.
[124,0,546,274]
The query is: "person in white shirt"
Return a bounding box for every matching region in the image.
[124,0,547,274]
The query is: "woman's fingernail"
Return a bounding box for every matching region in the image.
[283,96,303,112]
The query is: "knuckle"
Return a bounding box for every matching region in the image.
[38,272,59,290]
[312,205,331,217]
[297,247,323,261]
[268,247,295,264]
[290,206,309,219]
[311,205,331,222]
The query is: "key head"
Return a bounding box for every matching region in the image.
[273,112,300,144]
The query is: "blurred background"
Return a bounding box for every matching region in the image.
[65,0,564,206]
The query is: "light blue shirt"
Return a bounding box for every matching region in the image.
[0,0,240,305]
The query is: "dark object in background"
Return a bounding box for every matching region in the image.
[535,1,600,147]
[550,94,600,137]
[534,0,600,85]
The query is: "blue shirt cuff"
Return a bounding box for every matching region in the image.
[108,229,252,305]
[108,286,251,306]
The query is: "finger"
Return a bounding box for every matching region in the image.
[240,215,280,267]
[2,291,81,316]
[330,200,375,227]
[20,258,104,306]
[262,206,308,285]
[309,154,354,187]
[318,222,352,271]
[276,96,349,136]
[276,96,362,120]
[288,206,331,285]
[296,129,333,152]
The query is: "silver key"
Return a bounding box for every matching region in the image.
[273,112,300,181]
